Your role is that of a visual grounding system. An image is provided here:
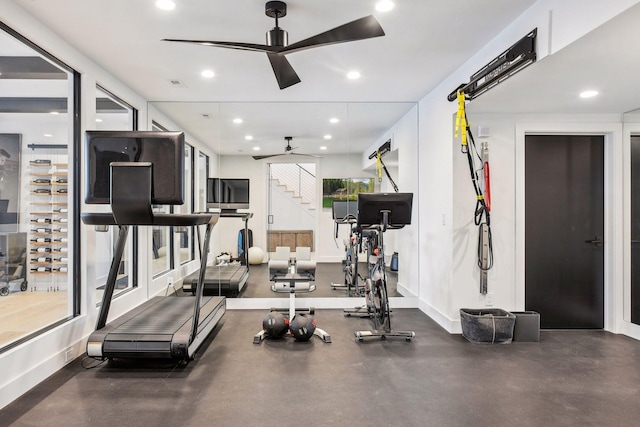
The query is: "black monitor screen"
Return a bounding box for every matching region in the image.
[332,200,357,222]
[207,178,250,210]
[357,192,413,228]
[85,130,185,205]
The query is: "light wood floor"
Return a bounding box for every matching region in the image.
[0,290,69,348]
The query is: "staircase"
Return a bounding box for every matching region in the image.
[269,163,316,212]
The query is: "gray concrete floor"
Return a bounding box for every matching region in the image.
[2,308,640,426]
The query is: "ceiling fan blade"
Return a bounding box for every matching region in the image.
[284,151,322,158]
[281,15,385,54]
[252,153,283,160]
[291,153,323,158]
[267,53,301,89]
[163,39,278,53]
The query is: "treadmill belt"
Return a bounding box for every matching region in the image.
[184,264,248,296]
[115,297,196,334]
[93,295,225,359]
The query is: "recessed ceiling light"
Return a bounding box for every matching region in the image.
[44,134,53,138]
[329,118,339,124]
[347,70,361,80]
[376,1,395,12]
[320,146,327,150]
[201,69,215,78]
[95,118,103,123]
[324,134,332,140]
[155,0,176,11]
[580,90,599,98]
[245,135,253,141]
[253,146,260,151]
[233,118,243,124]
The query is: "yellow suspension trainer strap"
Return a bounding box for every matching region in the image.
[455,91,493,293]
[375,151,399,192]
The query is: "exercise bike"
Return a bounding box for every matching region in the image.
[342,228,378,318]
[330,200,366,297]
[352,192,415,342]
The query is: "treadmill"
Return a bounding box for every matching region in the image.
[82,130,225,361]
[182,211,252,297]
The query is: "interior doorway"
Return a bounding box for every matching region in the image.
[266,162,317,254]
[524,134,605,329]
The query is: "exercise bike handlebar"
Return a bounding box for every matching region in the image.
[334,214,358,238]
[359,210,406,233]
[335,214,357,224]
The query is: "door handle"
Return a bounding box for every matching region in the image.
[584,236,603,246]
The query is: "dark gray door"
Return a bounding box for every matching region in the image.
[631,136,640,324]
[525,135,604,329]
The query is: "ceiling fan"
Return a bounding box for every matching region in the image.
[252,136,320,160]
[163,1,385,89]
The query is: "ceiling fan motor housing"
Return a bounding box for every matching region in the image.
[267,28,288,47]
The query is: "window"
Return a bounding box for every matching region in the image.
[0,23,80,351]
[198,152,209,212]
[150,121,173,277]
[175,143,194,265]
[92,86,137,303]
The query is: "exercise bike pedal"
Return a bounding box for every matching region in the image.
[314,328,331,343]
[253,330,266,344]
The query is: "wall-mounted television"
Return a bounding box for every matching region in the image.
[206,178,250,212]
[85,130,185,205]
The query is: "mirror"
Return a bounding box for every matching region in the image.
[625,107,640,326]
[150,101,418,299]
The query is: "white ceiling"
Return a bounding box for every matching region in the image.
[11,0,537,103]
[6,0,540,155]
[467,2,640,116]
[151,101,415,156]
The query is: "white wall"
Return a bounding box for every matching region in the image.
[270,184,315,230]
[318,153,375,263]
[452,115,518,316]
[361,105,420,297]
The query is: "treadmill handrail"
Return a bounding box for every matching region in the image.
[81,212,217,226]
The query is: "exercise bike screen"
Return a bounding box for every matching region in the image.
[357,192,413,228]
[332,200,357,221]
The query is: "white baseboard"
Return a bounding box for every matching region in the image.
[617,321,640,341]
[0,320,87,410]
[418,299,461,334]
